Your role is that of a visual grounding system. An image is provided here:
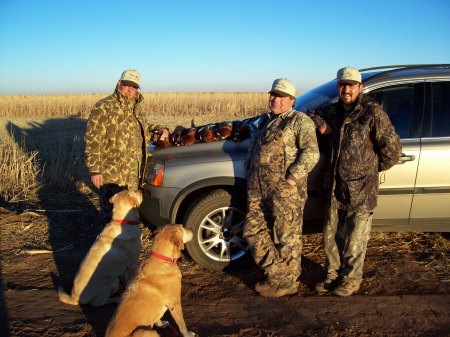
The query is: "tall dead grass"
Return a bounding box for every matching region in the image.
[0,128,90,203]
[0,135,41,203]
[39,134,90,192]
[0,92,267,119]
[0,94,102,118]
[0,92,267,204]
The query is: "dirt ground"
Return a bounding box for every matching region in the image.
[1,195,449,337]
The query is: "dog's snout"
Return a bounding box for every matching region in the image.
[183,227,193,243]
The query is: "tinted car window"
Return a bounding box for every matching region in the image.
[430,81,450,137]
[367,84,416,139]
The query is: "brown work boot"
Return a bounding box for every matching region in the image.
[315,273,339,294]
[333,280,360,297]
[254,281,273,293]
[259,283,298,298]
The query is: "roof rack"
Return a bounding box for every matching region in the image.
[359,64,450,72]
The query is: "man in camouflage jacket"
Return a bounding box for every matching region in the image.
[85,69,168,225]
[243,78,319,297]
[307,67,402,297]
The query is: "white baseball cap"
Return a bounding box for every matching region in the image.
[269,78,297,98]
[337,67,361,84]
[120,69,141,89]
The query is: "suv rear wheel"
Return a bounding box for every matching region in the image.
[184,189,249,271]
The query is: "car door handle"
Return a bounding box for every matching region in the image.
[397,153,416,164]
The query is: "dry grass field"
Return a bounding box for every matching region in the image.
[0,92,267,204]
[0,92,267,118]
[0,93,449,337]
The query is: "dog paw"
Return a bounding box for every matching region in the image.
[155,320,169,329]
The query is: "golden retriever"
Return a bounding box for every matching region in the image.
[105,224,196,337]
[58,189,143,307]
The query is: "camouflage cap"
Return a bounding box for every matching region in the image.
[337,66,361,84]
[120,69,141,89]
[269,78,296,98]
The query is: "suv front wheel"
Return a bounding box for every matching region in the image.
[184,189,249,271]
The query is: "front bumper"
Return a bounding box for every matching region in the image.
[139,193,169,227]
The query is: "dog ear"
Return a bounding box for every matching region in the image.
[122,190,143,208]
[128,193,140,208]
[171,228,185,251]
[109,193,117,204]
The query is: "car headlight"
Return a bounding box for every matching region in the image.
[144,159,165,187]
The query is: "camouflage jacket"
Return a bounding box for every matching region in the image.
[85,85,163,189]
[307,94,402,211]
[245,108,320,183]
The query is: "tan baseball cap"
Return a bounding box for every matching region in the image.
[337,66,361,84]
[269,78,297,98]
[120,69,141,89]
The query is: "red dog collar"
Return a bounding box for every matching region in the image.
[112,219,140,225]
[151,251,178,264]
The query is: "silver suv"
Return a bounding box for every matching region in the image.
[140,64,450,271]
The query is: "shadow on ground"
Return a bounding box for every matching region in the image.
[5,117,110,336]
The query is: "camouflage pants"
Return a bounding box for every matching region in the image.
[323,208,373,285]
[243,166,306,288]
[98,183,128,227]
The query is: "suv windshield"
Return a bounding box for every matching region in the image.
[294,80,338,112]
[294,72,381,112]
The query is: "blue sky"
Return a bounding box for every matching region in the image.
[0,0,449,95]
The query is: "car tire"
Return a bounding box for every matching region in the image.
[184,189,250,271]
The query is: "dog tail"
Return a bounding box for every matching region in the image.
[57,286,79,305]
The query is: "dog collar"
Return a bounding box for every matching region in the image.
[151,251,178,264]
[113,219,140,225]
